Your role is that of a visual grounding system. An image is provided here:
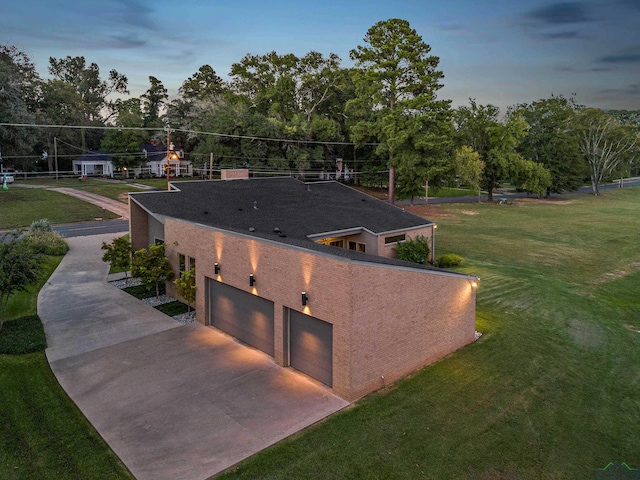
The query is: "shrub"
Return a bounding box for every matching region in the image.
[437,253,464,268]
[29,218,52,234]
[22,230,69,255]
[395,235,430,264]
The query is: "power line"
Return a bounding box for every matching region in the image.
[0,122,381,146]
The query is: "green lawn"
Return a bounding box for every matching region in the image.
[2,187,639,479]
[215,190,640,479]
[0,188,120,229]
[0,255,133,479]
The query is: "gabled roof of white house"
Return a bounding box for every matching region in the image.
[130,177,433,241]
[73,150,112,163]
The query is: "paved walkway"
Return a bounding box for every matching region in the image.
[39,233,348,480]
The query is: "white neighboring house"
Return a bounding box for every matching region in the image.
[141,143,193,178]
[72,151,114,177]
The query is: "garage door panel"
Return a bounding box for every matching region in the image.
[208,279,274,356]
[290,311,332,387]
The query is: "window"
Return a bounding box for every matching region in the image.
[348,241,366,253]
[179,254,196,275]
[384,234,406,245]
[329,240,344,248]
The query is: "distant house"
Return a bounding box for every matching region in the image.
[129,172,478,400]
[72,150,114,177]
[141,142,192,178]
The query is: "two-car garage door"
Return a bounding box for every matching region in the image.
[206,278,333,387]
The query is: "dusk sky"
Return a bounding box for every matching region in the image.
[2,0,639,112]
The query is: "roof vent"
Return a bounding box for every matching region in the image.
[253,201,258,209]
[249,227,255,232]
[273,227,281,233]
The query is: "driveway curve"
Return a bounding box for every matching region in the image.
[39,233,348,480]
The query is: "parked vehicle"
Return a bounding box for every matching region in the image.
[1,174,14,184]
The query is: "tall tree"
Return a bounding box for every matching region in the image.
[511,95,586,197]
[179,65,226,101]
[230,51,299,122]
[0,45,40,166]
[48,56,128,121]
[348,18,451,204]
[141,76,168,127]
[577,108,638,194]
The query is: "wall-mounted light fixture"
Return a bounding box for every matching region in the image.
[249,274,256,287]
[470,279,479,289]
[301,292,308,306]
[214,263,220,275]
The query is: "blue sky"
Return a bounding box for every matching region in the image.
[2,0,639,111]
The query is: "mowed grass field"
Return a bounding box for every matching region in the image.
[0,187,120,229]
[215,189,640,479]
[1,185,638,479]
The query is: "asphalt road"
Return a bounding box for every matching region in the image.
[53,220,129,238]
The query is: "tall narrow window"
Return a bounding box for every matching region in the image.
[178,253,186,274]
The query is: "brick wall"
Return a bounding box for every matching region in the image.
[161,218,475,400]
[220,169,249,180]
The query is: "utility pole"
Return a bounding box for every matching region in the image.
[54,137,59,181]
[209,153,213,180]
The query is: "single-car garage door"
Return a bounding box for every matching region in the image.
[289,310,333,387]
[207,279,274,356]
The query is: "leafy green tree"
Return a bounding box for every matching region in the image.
[0,45,40,167]
[394,235,431,264]
[453,146,484,201]
[131,243,173,298]
[141,76,168,127]
[455,100,544,200]
[230,51,300,122]
[0,234,41,331]
[511,96,586,196]
[101,98,149,174]
[48,55,128,122]
[101,236,133,284]
[174,268,196,313]
[47,55,128,149]
[509,156,552,196]
[348,18,451,204]
[179,65,226,101]
[577,108,639,194]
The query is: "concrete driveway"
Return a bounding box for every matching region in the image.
[39,234,348,480]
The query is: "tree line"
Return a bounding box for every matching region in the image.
[1,18,638,199]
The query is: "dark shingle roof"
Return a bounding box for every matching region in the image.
[74,150,112,162]
[130,177,432,241]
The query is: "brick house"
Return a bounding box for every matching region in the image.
[129,175,477,400]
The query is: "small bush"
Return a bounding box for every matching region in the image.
[395,235,431,264]
[437,253,464,268]
[22,230,69,255]
[29,218,52,234]
[0,315,47,354]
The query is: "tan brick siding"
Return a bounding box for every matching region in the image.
[153,218,474,401]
